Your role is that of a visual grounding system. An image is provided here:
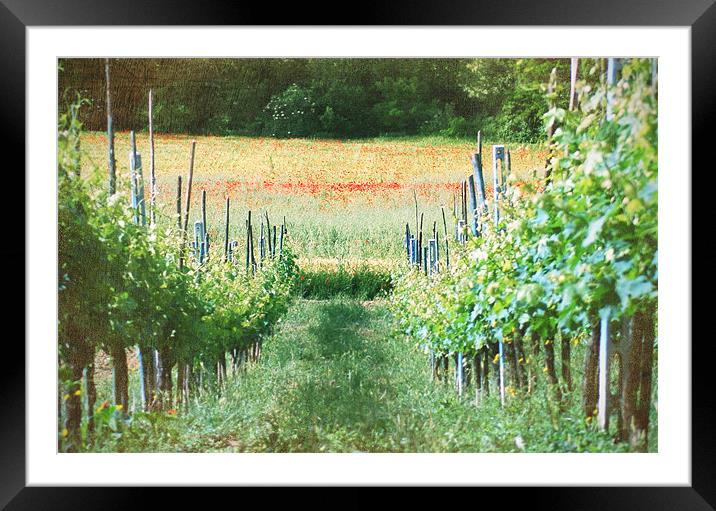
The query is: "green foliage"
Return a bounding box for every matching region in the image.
[464,58,572,143]
[58,57,572,140]
[392,58,657,377]
[58,99,298,450]
[261,83,321,138]
[295,264,392,300]
[482,87,546,143]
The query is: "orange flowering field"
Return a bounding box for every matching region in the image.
[80,132,547,261]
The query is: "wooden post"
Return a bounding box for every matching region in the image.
[109,342,129,417]
[259,222,265,264]
[405,223,411,263]
[248,211,256,273]
[82,364,97,435]
[583,318,600,418]
[418,212,424,268]
[245,215,251,273]
[265,212,272,258]
[428,239,436,276]
[223,197,230,262]
[441,206,450,270]
[149,88,156,224]
[433,223,439,273]
[279,220,285,255]
[482,346,490,397]
[105,59,116,196]
[476,130,482,156]
[544,67,558,186]
[632,306,656,451]
[176,175,183,271]
[201,189,208,258]
[429,349,436,382]
[176,176,182,231]
[413,189,419,240]
[182,141,197,235]
[180,141,197,266]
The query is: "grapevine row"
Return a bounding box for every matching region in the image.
[392,58,658,450]
[58,99,297,452]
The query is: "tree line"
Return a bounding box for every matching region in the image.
[58,58,587,142]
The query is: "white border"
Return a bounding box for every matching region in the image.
[27,27,691,485]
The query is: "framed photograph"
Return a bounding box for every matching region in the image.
[6,0,708,507]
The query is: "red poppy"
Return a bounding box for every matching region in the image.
[167,408,177,415]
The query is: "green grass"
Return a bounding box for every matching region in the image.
[82,298,651,453]
[295,263,392,300]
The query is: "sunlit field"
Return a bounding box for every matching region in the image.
[79,132,547,261]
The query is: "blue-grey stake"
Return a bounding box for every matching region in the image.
[492,145,505,227]
[597,311,611,430]
[498,337,506,407]
[606,58,621,122]
[128,132,148,410]
[194,220,206,265]
[471,153,487,212]
[467,175,478,236]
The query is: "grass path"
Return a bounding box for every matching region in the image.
[178,297,449,452]
[158,297,628,453]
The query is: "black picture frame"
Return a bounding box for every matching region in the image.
[5,0,707,508]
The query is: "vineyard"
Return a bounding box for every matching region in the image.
[58,57,657,453]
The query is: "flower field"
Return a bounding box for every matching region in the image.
[79,133,547,260]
